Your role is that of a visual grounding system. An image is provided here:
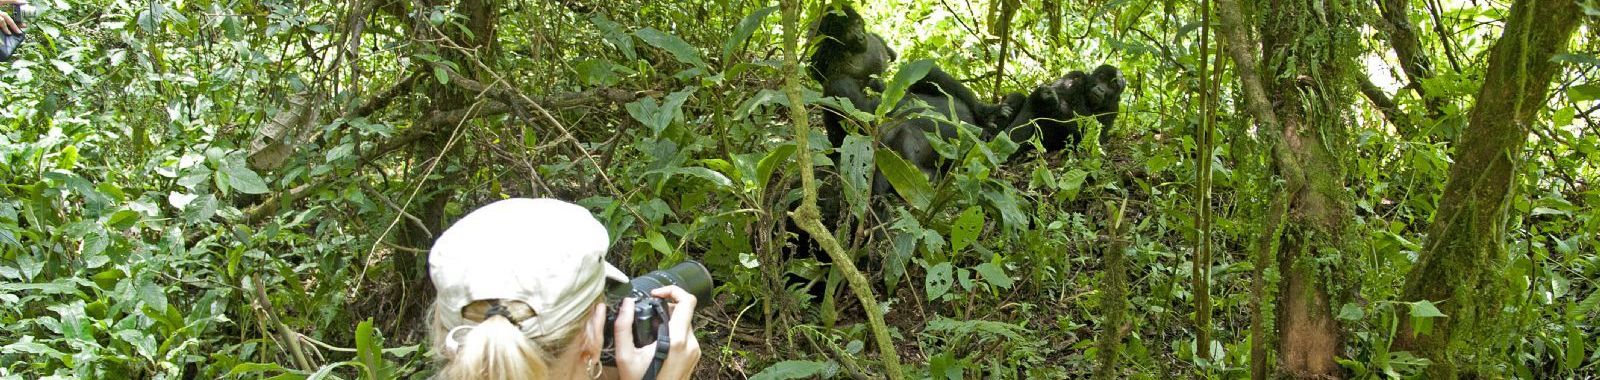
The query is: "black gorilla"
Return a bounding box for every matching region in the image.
[809,4,893,151]
[809,3,1009,151]
[790,3,1005,292]
[999,64,1126,157]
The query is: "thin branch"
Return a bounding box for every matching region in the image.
[358,180,432,239]
[1357,74,1412,134]
[1373,0,1446,119]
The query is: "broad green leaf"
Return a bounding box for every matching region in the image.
[106,210,141,229]
[1570,290,1600,322]
[645,230,673,256]
[925,316,1026,340]
[183,194,218,223]
[887,232,917,291]
[1337,303,1364,321]
[1552,53,1600,66]
[874,149,933,211]
[1568,84,1600,102]
[876,59,936,116]
[981,188,1028,231]
[1059,168,1089,201]
[647,167,733,188]
[733,89,786,120]
[722,6,777,61]
[308,362,359,380]
[750,360,835,380]
[168,192,199,210]
[96,182,126,203]
[626,88,697,136]
[755,144,795,192]
[974,262,1012,289]
[178,166,211,189]
[1,336,64,357]
[81,230,108,258]
[839,136,874,217]
[115,329,158,360]
[355,319,393,379]
[56,144,79,169]
[227,362,298,377]
[221,158,270,195]
[950,206,984,252]
[1553,107,1576,128]
[575,58,622,87]
[1030,165,1057,190]
[626,97,669,135]
[926,261,954,300]
[660,88,697,128]
[636,27,706,68]
[1410,300,1446,318]
[590,15,636,60]
[1567,323,1585,370]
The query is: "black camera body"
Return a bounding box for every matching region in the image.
[0,4,32,61]
[600,261,712,365]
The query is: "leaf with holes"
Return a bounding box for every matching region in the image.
[950,206,984,253]
[926,261,954,300]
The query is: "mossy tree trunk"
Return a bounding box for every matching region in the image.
[1394,0,1582,377]
[1216,0,1362,377]
[1259,0,1363,377]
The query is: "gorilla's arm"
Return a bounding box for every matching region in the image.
[908,66,1010,129]
[822,76,880,113]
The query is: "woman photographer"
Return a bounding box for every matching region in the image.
[0,0,24,35]
[428,198,700,379]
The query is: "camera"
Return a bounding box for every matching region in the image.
[0,4,33,61]
[600,260,713,365]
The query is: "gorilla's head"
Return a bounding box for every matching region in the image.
[1086,65,1126,114]
[1052,65,1124,122]
[809,4,895,83]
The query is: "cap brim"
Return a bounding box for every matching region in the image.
[603,262,629,283]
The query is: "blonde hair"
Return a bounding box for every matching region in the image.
[430,298,600,380]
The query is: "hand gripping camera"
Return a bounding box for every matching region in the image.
[599,261,712,376]
[0,4,34,61]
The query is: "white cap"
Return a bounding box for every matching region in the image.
[429,198,629,339]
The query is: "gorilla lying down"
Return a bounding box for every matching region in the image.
[809,3,1127,198]
[782,2,1127,299]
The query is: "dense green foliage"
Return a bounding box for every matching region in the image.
[0,0,1595,378]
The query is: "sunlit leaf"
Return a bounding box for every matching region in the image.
[950,206,984,253]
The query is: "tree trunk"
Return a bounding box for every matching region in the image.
[398,0,501,305]
[1260,1,1361,378]
[1215,0,1361,377]
[1395,0,1582,377]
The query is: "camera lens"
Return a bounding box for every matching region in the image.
[600,261,713,364]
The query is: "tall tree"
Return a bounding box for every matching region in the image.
[397,0,501,307]
[1395,0,1584,376]
[1214,0,1363,376]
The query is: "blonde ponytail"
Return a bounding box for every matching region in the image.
[439,316,551,380]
